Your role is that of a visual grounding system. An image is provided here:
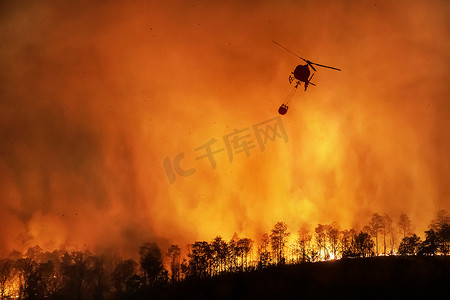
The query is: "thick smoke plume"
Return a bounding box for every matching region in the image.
[0,0,449,257]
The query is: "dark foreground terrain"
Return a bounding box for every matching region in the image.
[150,256,449,299]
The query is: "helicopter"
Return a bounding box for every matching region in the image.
[273,41,341,115]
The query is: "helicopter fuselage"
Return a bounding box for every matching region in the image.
[293,64,311,83]
[273,40,341,114]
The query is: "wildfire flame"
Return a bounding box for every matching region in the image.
[0,0,449,258]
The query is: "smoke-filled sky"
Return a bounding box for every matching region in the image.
[1,0,449,257]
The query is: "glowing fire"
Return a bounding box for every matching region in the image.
[3,280,20,299]
[0,0,449,259]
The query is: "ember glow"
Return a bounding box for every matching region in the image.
[0,0,449,257]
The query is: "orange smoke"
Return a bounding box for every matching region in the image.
[0,0,449,257]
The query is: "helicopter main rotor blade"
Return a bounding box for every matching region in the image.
[306,60,317,72]
[273,41,341,71]
[272,41,308,63]
[310,62,341,71]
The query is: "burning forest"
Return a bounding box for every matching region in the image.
[0,210,449,299]
[0,0,449,299]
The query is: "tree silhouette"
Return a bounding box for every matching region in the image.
[326,222,340,259]
[353,231,375,257]
[314,224,328,260]
[85,255,109,299]
[257,233,271,269]
[58,251,97,300]
[340,229,355,258]
[211,236,228,274]
[389,223,398,254]
[381,214,392,255]
[15,257,37,300]
[309,245,319,262]
[429,209,450,231]
[429,209,450,254]
[369,213,384,255]
[180,258,189,280]
[32,261,57,299]
[139,242,168,287]
[166,245,181,281]
[236,238,253,270]
[228,234,239,272]
[15,255,59,300]
[0,259,15,300]
[270,222,290,265]
[186,241,211,278]
[398,213,412,239]
[25,245,43,263]
[438,223,450,255]
[112,259,137,296]
[398,234,421,255]
[419,229,439,255]
[297,226,312,263]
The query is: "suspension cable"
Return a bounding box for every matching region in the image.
[283,81,299,106]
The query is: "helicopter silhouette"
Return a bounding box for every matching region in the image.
[273,41,341,115]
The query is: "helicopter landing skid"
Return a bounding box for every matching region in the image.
[289,74,294,84]
[289,75,301,88]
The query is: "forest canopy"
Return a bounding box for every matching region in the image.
[0,210,449,299]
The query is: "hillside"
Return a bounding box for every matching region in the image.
[154,256,449,299]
